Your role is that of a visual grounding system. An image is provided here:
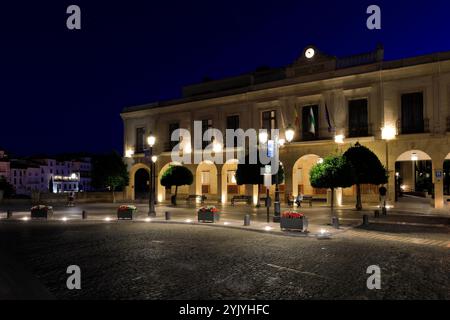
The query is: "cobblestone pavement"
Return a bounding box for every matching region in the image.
[0,220,448,300]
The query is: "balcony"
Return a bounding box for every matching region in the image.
[348,123,373,138]
[396,118,429,135]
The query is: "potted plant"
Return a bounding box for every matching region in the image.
[117,205,137,220]
[280,210,308,232]
[197,206,220,223]
[31,205,54,219]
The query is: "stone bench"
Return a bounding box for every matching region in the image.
[186,195,206,204]
[231,195,251,205]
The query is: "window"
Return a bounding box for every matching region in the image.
[202,119,213,149]
[168,123,180,151]
[262,110,277,132]
[135,127,146,153]
[201,171,211,185]
[226,115,240,146]
[302,105,319,141]
[348,99,369,137]
[227,171,237,184]
[401,92,424,134]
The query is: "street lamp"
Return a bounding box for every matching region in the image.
[285,124,295,143]
[147,133,157,217]
[273,126,296,223]
[381,125,397,204]
[258,130,268,144]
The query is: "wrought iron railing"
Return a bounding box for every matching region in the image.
[396,118,429,135]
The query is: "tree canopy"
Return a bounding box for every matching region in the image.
[343,142,388,210]
[160,165,194,189]
[310,155,355,190]
[343,142,388,185]
[235,154,285,186]
[310,155,354,214]
[91,151,129,192]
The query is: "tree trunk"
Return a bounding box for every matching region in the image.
[173,185,178,206]
[331,187,335,217]
[356,184,362,210]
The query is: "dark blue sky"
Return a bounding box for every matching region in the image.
[1,0,449,156]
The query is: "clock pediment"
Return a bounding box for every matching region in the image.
[287,45,337,77]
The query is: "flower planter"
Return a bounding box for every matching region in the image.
[197,206,220,223]
[31,206,53,219]
[198,211,220,223]
[280,211,308,232]
[117,206,137,220]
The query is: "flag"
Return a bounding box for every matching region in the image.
[294,106,300,128]
[308,107,316,135]
[325,103,333,133]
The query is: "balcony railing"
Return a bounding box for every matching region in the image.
[348,123,373,138]
[396,118,429,135]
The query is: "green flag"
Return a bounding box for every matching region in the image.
[309,107,316,135]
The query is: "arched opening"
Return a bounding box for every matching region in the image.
[395,150,433,206]
[292,154,325,197]
[157,162,190,202]
[444,154,450,198]
[134,168,150,200]
[221,159,244,204]
[196,161,218,200]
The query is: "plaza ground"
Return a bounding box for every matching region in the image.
[0,201,448,300]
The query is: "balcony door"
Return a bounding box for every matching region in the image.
[348,99,369,137]
[401,92,424,134]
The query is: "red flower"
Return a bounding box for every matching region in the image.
[282,211,304,219]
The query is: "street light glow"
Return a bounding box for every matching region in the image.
[151,155,158,163]
[334,135,345,144]
[125,149,134,158]
[411,153,418,161]
[381,125,397,141]
[264,226,273,231]
[213,141,223,153]
[147,134,156,147]
[258,130,268,144]
[285,125,295,143]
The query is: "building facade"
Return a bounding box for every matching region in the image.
[121,45,450,209]
[0,151,93,196]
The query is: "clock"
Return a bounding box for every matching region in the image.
[305,47,315,59]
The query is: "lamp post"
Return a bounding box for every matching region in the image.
[381,125,397,204]
[147,133,156,217]
[272,125,295,222]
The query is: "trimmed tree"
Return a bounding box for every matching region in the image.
[343,142,389,210]
[310,155,354,216]
[235,155,284,206]
[91,151,129,203]
[160,165,193,206]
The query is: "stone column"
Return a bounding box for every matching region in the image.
[217,171,223,204]
[432,158,444,209]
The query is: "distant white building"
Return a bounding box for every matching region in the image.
[0,150,10,180]
[5,154,93,196]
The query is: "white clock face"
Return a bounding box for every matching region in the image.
[305,48,315,59]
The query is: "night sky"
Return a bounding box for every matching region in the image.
[1,0,449,156]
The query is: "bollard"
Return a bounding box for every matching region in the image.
[82,210,87,220]
[382,207,387,216]
[332,216,340,229]
[363,214,369,226]
[6,210,12,219]
[244,214,251,226]
[374,210,380,218]
[165,211,171,221]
